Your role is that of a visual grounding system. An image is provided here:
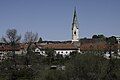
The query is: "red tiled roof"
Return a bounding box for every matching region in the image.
[37,42,119,51]
[0,42,119,52]
[39,43,78,50]
[0,45,20,51]
[80,42,108,51]
[80,42,118,51]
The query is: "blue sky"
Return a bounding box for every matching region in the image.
[0,0,120,41]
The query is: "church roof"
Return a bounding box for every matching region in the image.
[37,43,78,50]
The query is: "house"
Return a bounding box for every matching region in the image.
[35,43,80,56]
[0,43,28,61]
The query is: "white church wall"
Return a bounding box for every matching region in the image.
[55,50,74,55]
[35,48,78,56]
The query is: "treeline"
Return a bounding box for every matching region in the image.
[81,34,117,43]
[0,51,120,80]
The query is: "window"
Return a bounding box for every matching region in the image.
[74,31,76,35]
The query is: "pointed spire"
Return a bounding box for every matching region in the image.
[73,7,77,21]
[72,7,78,28]
[71,7,79,42]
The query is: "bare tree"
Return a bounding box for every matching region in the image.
[24,32,38,43]
[24,31,38,66]
[2,29,21,58]
[24,31,38,51]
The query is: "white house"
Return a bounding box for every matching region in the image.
[35,43,80,56]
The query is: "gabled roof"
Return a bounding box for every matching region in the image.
[38,43,78,50]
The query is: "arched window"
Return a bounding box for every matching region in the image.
[74,31,76,35]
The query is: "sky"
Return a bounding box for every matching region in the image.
[0,0,120,41]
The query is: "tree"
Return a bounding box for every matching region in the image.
[105,36,118,80]
[38,37,43,43]
[65,53,110,80]
[2,29,21,80]
[70,51,79,58]
[92,35,98,39]
[24,31,38,66]
[106,36,117,45]
[106,36,117,58]
[24,31,38,53]
[45,49,56,64]
[2,29,21,59]
[97,34,105,39]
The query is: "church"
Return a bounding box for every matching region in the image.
[34,8,119,57]
[35,8,81,56]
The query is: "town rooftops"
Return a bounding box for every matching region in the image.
[0,42,119,52]
[0,45,20,51]
[37,43,79,50]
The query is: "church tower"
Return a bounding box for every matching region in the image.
[72,8,79,42]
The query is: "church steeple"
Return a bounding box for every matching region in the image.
[72,7,79,42]
[73,7,77,26]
